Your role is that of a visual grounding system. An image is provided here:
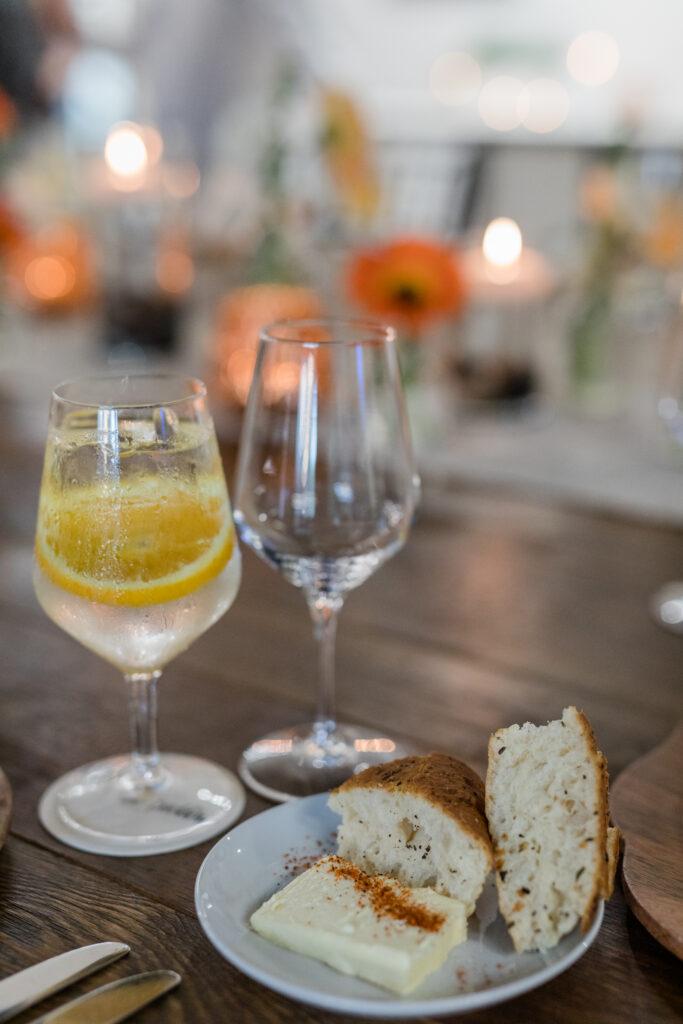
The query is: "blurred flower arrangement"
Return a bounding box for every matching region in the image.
[570,144,683,412]
[214,72,385,407]
[345,236,469,382]
[214,62,325,407]
[570,160,636,401]
[214,68,471,413]
[346,236,468,333]
[319,88,380,224]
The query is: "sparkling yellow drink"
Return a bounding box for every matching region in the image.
[34,420,240,673]
[33,375,245,857]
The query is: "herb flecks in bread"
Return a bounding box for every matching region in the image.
[329,753,493,916]
[485,706,620,953]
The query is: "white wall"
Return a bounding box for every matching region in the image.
[287,0,683,143]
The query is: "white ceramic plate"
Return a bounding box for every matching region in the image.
[195,794,603,1019]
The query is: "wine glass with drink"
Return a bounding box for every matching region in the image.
[34,374,244,855]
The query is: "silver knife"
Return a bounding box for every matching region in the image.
[0,943,129,1023]
[28,971,181,1024]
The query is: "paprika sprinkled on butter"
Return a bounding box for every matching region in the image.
[319,855,446,932]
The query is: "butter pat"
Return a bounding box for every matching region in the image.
[250,855,467,995]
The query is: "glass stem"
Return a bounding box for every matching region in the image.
[307,594,343,739]
[125,670,164,790]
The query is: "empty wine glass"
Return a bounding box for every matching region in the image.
[234,318,420,801]
[652,311,683,632]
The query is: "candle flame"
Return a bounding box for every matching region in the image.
[104,122,150,189]
[483,218,522,268]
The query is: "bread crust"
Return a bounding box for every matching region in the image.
[603,826,621,899]
[333,753,493,865]
[571,707,611,932]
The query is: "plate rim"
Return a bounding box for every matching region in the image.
[194,792,604,1019]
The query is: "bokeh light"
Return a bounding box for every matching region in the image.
[478,76,526,131]
[660,597,683,625]
[429,52,482,107]
[221,349,256,406]
[24,255,76,302]
[156,249,194,295]
[9,222,96,311]
[69,0,138,46]
[353,738,396,753]
[566,30,620,87]
[162,162,201,199]
[140,125,163,166]
[519,78,570,134]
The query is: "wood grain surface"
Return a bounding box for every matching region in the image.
[612,721,683,959]
[0,769,10,850]
[1,428,683,1023]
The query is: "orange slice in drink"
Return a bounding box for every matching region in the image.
[35,476,235,607]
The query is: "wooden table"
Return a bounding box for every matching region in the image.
[1,427,682,1024]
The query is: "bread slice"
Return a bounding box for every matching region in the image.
[485,706,620,953]
[328,753,494,916]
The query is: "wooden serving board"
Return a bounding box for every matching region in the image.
[611,721,683,959]
[0,768,11,850]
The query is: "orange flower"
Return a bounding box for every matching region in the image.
[216,283,323,405]
[346,237,468,333]
[320,88,380,221]
[0,88,16,139]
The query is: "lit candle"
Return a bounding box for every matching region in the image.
[102,121,163,193]
[464,217,556,302]
[7,221,96,313]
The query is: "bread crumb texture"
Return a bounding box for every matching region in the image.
[486,705,619,953]
[329,753,493,916]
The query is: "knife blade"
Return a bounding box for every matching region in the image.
[0,943,130,1023]
[28,971,181,1024]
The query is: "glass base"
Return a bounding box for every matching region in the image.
[652,583,683,633]
[38,753,246,856]
[238,722,416,802]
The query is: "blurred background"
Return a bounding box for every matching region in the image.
[2,0,683,522]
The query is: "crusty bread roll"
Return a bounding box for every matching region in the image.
[485,706,620,953]
[328,754,494,915]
